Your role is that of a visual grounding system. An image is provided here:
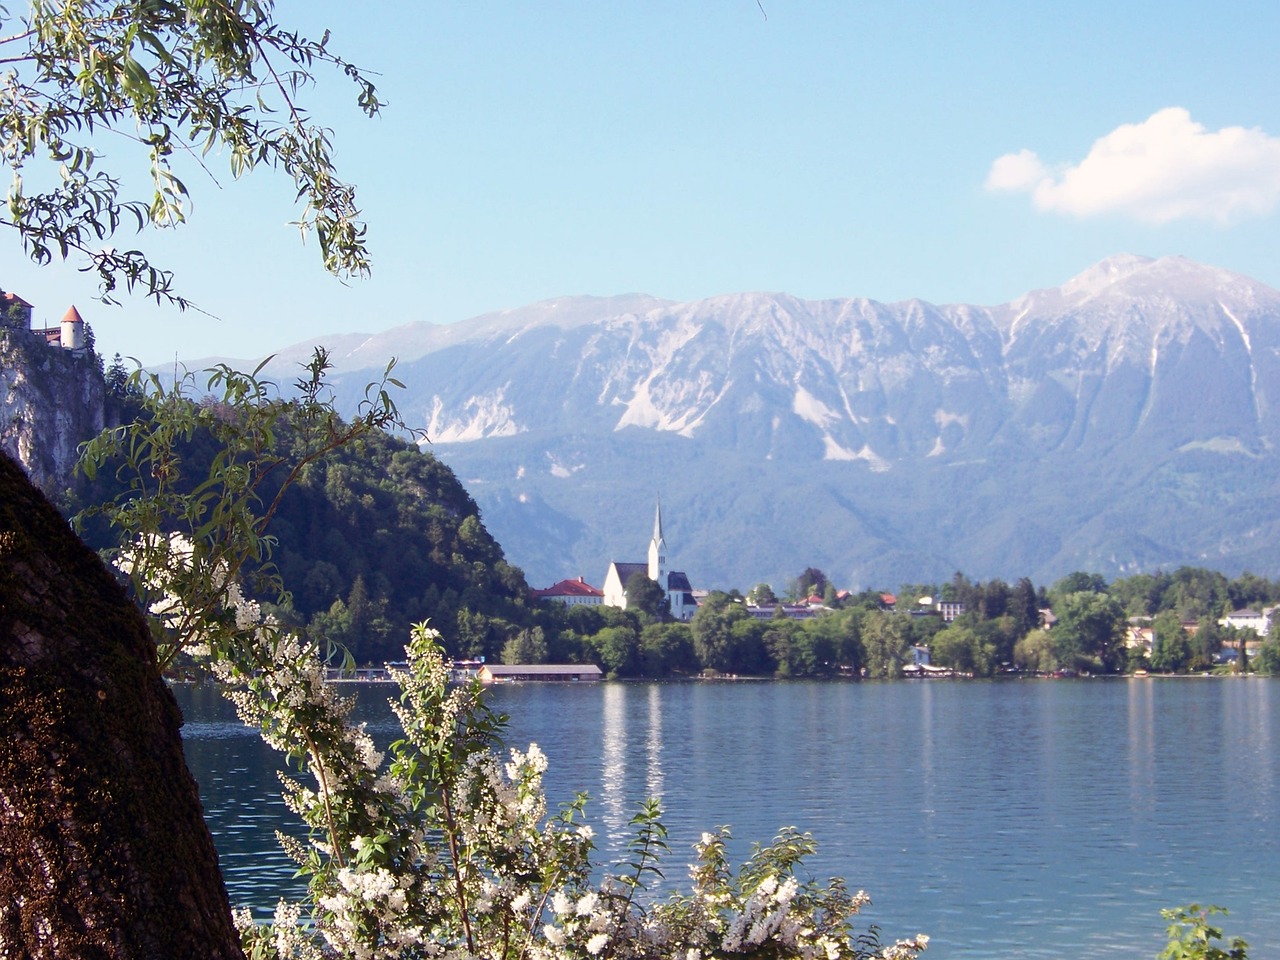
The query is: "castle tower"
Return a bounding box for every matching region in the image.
[647,500,667,587]
[60,305,84,350]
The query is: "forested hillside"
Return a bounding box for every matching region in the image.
[68,388,538,665]
[256,430,533,664]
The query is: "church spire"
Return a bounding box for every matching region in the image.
[648,500,667,585]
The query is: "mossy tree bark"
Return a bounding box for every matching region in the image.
[0,452,243,959]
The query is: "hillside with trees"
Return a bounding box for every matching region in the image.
[68,371,538,666]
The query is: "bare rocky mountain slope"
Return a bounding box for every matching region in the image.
[250,255,1280,590]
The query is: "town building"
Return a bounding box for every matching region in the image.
[531,576,604,605]
[1220,608,1274,636]
[744,602,821,621]
[601,502,697,621]
[1125,621,1155,655]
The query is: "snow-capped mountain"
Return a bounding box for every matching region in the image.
[250,255,1280,590]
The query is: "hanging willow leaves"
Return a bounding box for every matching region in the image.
[0,0,381,304]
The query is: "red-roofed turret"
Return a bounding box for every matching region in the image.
[60,304,84,350]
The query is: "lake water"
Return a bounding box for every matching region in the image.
[176,677,1280,959]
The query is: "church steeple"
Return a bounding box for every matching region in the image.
[647,501,667,586]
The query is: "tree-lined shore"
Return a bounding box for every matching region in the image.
[528,566,1280,680]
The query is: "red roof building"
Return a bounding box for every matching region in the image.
[1,291,33,326]
[532,576,604,606]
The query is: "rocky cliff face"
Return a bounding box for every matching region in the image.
[0,328,106,496]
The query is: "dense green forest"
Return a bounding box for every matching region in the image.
[68,377,538,665]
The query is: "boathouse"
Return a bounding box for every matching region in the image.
[477,664,603,683]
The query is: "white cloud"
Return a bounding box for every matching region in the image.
[985,108,1280,224]
[985,148,1049,193]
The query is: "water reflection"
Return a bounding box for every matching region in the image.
[176,678,1280,958]
[1127,676,1155,807]
[917,679,935,829]
[600,682,627,845]
[1223,679,1277,836]
[646,684,663,801]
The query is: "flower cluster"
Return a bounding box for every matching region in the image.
[204,619,927,960]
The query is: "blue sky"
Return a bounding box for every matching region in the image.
[8,1,1280,365]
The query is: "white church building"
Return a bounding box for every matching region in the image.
[601,503,697,621]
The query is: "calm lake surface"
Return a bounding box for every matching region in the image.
[176,677,1280,959]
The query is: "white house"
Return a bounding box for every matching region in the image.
[602,503,696,621]
[1219,608,1273,637]
[531,576,604,606]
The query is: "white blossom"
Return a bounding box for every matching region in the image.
[183,608,924,960]
[575,892,598,917]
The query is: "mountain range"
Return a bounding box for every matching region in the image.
[238,254,1280,592]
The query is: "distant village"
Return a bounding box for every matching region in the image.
[520,501,1277,682]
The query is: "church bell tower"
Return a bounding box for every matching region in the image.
[647,501,667,589]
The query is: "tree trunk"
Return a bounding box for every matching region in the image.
[0,452,244,959]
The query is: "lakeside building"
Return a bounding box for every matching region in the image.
[1220,607,1277,636]
[602,502,697,621]
[477,664,603,683]
[1125,622,1155,655]
[531,576,604,606]
[745,602,822,621]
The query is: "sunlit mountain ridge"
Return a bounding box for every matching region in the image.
[218,256,1280,590]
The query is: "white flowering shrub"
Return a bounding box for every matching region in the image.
[80,357,928,960]
[215,619,927,960]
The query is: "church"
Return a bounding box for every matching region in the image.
[601,503,697,621]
